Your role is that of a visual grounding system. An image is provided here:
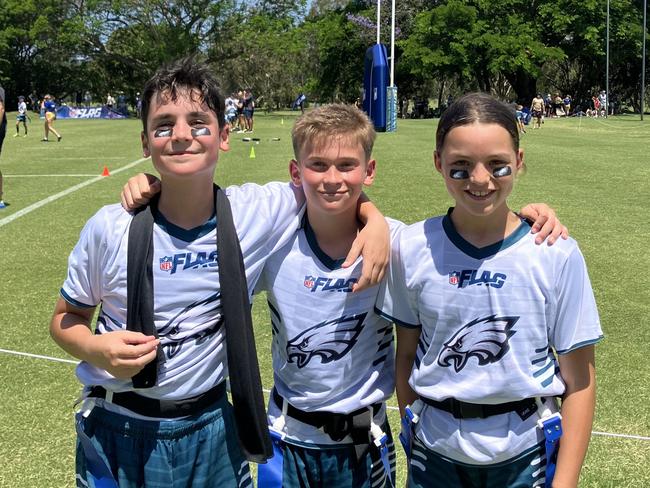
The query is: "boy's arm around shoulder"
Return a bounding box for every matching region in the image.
[518,203,569,245]
[121,173,161,210]
[119,175,388,290]
[50,298,159,379]
[342,193,390,291]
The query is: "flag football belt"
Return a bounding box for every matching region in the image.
[420,396,538,420]
[88,382,226,418]
[272,389,381,442]
[268,389,394,486]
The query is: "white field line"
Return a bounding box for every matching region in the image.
[0,157,148,228]
[0,348,78,364]
[5,174,99,177]
[9,155,127,160]
[0,347,648,442]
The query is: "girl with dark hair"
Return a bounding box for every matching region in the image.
[377,93,602,487]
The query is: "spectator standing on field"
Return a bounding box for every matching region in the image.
[554,94,565,117]
[592,95,601,117]
[0,84,7,208]
[530,93,545,129]
[224,93,238,130]
[563,95,572,116]
[106,93,115,110]
[598,91,608,116]
[42,94,62,142]
[544,93,552,118]
[243,89,255,132]
[15,96,28,137]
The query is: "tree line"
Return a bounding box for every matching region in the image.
[0,0,646,113]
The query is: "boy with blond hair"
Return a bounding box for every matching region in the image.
[255,104,400,487]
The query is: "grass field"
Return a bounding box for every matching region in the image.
[0,112,648,487]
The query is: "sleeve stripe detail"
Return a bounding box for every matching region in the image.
[60,289,95,308]
[373,306,420,328]
[556,335,604,355]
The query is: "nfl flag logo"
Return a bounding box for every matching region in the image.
[304,275,316,289]
[160,256,173,272]
[449,272,459,286]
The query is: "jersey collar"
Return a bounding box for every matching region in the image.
[442,207,531,259]
[303,215,346,270]
[153,207,217,242]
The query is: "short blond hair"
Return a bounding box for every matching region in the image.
[291,104,376,162]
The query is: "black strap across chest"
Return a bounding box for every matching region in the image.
[126,184,272,462]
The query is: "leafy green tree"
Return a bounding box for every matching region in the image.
[215,12,308,108]
[0,0,81,102]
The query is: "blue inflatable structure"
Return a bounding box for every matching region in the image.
[363,44,388,132]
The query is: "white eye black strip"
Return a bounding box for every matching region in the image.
[492,166,512,177]
[192,127,211,137]
[154,128,172,138]
[450,169,469,179]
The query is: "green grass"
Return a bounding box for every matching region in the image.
[0,113,648,487]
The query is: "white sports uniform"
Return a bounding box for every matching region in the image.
[256,217,404,446]
[61,182,304,414]
[376,211,602,465]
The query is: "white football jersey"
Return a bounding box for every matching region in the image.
[259,217,404,445]
[376,211,602,464]
[61,182,304,402]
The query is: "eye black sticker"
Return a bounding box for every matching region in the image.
[492,166,512,177]
[450,169,469,180]
[154,128,172,138]
[191,127,211,137]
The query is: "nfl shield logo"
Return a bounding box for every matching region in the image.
[449,272,459,286]
[304,275,315,289]
[160,256,173,272]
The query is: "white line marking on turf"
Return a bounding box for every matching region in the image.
[0,348,78,364]
[2,348,649,443]
[0,157,149,228]
[592,431,650,441]
[5,174,99,177]
[41,156,126,160]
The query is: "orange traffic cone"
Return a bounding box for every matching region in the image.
[101,166,110,177]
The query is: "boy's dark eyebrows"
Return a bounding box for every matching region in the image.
[149,110,211,123]
[187,110,212,118]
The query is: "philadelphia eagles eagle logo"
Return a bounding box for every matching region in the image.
[157,292,223,358]
[437,315,519,373]
[286,313,367,368]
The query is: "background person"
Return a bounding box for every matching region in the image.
[0,83,6,208]
[42,94,62,142]
[530,93,545,129]
[243,89,255,132]
[15,96,28,137]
